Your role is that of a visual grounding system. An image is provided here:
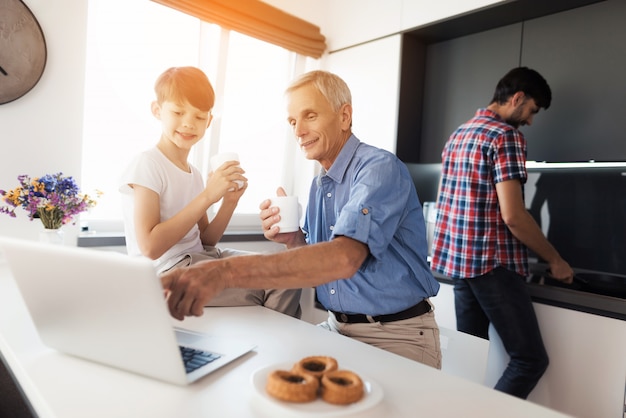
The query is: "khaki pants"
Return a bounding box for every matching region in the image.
[167,246,302,319]
[319,304,441,369]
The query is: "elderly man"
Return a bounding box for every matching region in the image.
[161,70,441,368]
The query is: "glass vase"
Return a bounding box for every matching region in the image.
[39,228,65,245]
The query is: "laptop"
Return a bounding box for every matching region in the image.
[0,237,256,386]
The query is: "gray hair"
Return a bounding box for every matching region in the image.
[285,70,351,112]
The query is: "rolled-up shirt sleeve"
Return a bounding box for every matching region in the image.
[332,154,411,261]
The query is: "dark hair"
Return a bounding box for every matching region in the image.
[154,67,215,112]
[490,67,552,109]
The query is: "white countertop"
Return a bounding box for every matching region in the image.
[0,261,572,418]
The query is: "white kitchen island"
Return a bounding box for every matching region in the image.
[0,259,575,418]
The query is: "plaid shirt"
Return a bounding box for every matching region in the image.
[431,108,529,279]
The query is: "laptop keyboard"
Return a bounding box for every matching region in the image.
[179,346,221,373]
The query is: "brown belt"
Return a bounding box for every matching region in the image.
[331,299,431,324]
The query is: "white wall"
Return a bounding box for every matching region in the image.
[0,0,88,244]
[323,35,402,153]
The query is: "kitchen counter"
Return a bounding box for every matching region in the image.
[431,274,626,418]
[433,271,625,321]
[0,260,573,418]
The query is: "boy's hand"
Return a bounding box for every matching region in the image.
[222,177,247,203]
[205,160,247,201]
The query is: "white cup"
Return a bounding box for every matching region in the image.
[269,196,301,233]
[210,152,244,189]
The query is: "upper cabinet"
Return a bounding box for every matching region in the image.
[323,0,505,51]
[262,0,506,53]
[265,0,625,163]
[397,0,625,163]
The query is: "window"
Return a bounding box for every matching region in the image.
[81,0,318,232]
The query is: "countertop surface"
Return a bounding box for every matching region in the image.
[0,261,574,418]
[432,270,626,321]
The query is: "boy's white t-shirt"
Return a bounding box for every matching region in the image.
[119,147,204,273]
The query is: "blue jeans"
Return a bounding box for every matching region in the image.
[453,267,549,399]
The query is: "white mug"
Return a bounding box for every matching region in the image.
[210,152,244,189]
[269,196,301,233]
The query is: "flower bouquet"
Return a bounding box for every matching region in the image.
[0,173,100,230]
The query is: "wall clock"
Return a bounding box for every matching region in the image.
[0,0,47,105]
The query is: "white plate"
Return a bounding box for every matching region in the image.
[250,362,384,417]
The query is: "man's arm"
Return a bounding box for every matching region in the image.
[161,236,369,319]
[495,179,573,283]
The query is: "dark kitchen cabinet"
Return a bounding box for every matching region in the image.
[397,0,626,163]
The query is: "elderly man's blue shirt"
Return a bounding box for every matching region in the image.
[303,135,439,316]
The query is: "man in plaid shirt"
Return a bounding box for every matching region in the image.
[431,67,574,399]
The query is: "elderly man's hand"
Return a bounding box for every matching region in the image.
[160,260,226,320]
[260,187,306,249]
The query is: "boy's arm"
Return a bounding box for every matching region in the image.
[134,161,247,259]
[133,184,221,260]
[198,185,245,246]
[197,162,248,246]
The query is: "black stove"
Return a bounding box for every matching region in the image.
[528,262,626,300]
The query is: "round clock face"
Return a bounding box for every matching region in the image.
[0,0,47,105]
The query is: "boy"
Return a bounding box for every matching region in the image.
[120,66,301,318]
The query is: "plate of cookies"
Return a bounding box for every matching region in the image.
[250,356,383,417]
